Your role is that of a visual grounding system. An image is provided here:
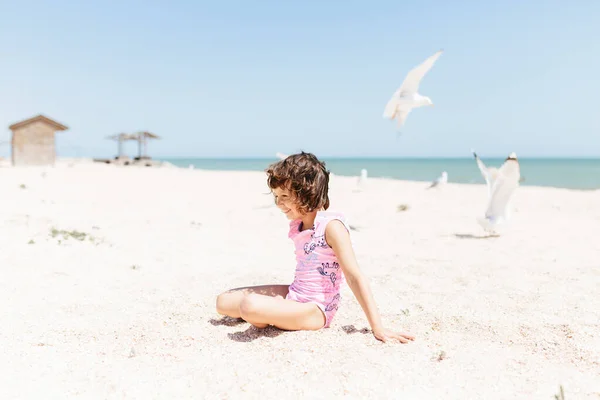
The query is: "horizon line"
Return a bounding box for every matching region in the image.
[153,155,600,160]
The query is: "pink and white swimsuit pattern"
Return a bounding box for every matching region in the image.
[285,211,351,328]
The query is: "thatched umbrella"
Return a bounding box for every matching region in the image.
[107,133,137,159]
[133,131,161,159]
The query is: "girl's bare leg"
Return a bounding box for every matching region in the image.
[238,293,325,331]
[215,285,325,330]
[216,284,290,319]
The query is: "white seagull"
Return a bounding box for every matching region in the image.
[275,152,288,160]
[472,150,500,197]
[356,168,368,191]
[428,171,448,189]
[476,152,521,235]
[383,49,443,129]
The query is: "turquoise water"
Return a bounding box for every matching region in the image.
[160,158,600,190]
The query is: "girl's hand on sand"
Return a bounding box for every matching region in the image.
[373,327,415,344]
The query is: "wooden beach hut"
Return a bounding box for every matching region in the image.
[8,115,68,166]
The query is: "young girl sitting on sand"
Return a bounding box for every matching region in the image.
[216,152,414,343]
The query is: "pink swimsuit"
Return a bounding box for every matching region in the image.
[285,211,350,328]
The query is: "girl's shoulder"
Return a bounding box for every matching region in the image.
[288,211,351,240]
[314,210,350,236]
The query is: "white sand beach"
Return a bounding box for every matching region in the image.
[1,159,599,399]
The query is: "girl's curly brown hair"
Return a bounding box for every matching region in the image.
[266,152,330,214]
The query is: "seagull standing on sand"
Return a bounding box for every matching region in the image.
[476,152,521,235]
[383,49,443,130]
[427,171,448,189]
[356,168,368,191]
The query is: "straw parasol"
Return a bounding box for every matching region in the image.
[132,131,161,159]
[106,133,137,159]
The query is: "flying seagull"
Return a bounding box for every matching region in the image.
[383,49,443,129]
[476,152,521,235]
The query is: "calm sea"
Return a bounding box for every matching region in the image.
[160,158,600,190]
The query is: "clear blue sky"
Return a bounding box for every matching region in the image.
[1,0,599,158]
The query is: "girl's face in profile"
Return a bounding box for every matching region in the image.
[272,187,302,220]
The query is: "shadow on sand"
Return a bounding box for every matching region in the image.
[227,326,284,342]
[209,316,246,327]
[453,233,498,240]
[341,325,371,335]
[209,317,285,342]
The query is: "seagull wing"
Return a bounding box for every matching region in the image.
[395,108,411,128]
[486,167,499,195]
[484,159,521,220]
[383,96,399,119]
[473,152,499,196]
[396,50,443,97]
